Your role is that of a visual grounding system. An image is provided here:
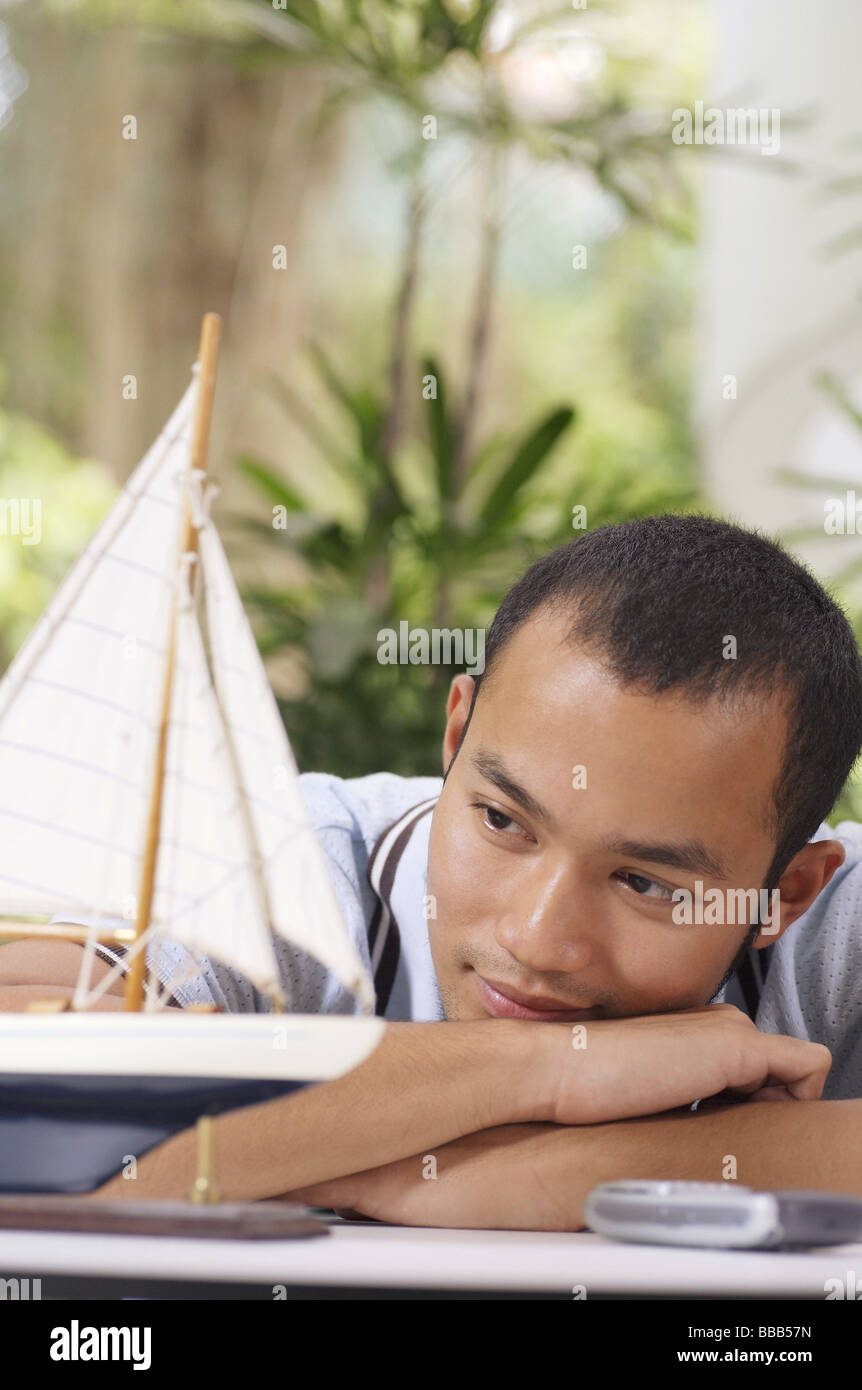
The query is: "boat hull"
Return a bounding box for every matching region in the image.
[0,1075,308,1193]
[0,1011,385,1192]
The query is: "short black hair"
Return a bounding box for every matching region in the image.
[456,514,862,888]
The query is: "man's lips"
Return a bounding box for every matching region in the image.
[475,973,594,1022]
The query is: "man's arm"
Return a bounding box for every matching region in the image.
[90,1018,540,1201]
[0,939,128,1009]
[283,1098,862,1231]
[0,940,835,1204]
[87,1004,831,1203]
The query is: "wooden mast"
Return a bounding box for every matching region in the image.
[123,313,222,1012]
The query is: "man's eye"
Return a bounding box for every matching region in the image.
[617,871,675,901]
[472,803,527,838]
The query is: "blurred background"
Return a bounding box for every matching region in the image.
[1,0,861,816]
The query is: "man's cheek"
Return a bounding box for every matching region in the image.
[427,878,489,954]
[619,936,731,1013]
[426,836,490,940]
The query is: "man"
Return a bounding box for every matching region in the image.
[3,513,862,1230]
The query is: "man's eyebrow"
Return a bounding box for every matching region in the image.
[469,753,727,875]
[602,836,728,880]
[470,750,552,824]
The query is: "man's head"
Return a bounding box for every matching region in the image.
[426,514,862,1022]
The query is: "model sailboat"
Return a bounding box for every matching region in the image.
[0,314,384,1206]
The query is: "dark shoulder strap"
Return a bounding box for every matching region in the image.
[365,797,438,1017]
[737,944,775,1020]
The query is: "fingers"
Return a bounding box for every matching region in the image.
[762,1037,832,1101]
[787,1056,832,1100]
[726,1025,831,1102]
[742,1085,796,1103]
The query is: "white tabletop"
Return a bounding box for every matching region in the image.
[2,1219,861,1296]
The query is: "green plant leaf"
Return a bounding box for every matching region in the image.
[307,342,384,460]
[237,455,307,510]
[479,406,576,529]
[224,511,330,545]
[815,370,862,432]
[260,370,360,480]
[306,341,414,515]
[421,354,453,504]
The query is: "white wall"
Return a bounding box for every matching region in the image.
[696,0,862,562]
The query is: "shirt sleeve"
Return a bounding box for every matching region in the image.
[754,818,862,1099]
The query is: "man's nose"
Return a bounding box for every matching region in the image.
[493,859,596,974]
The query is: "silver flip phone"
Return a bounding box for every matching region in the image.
[584,1180,862,1249]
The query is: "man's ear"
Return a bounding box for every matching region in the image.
[752,838,846,947]
[442,674,476,775]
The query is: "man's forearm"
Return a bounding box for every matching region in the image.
[90,1019,546,1202]
[566,1097,862,1227]
[291,1099,862,1231]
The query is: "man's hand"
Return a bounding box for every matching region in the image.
[542,1003,832,1125]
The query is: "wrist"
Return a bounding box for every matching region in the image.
[485,1019,564,1127]
[452,1019,534,1131]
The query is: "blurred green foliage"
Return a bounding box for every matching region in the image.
[0,391,116,670]
[229,312,702,777]
[208,0,706,775]
[17,0,706,778]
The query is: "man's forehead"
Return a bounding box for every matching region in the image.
[471,617,788,853]
[481,608,789,741]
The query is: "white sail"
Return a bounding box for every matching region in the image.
[0,365,375,1014]
[0,382,196,920]
[196,522,375,1011]
[148,601,296,1004]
